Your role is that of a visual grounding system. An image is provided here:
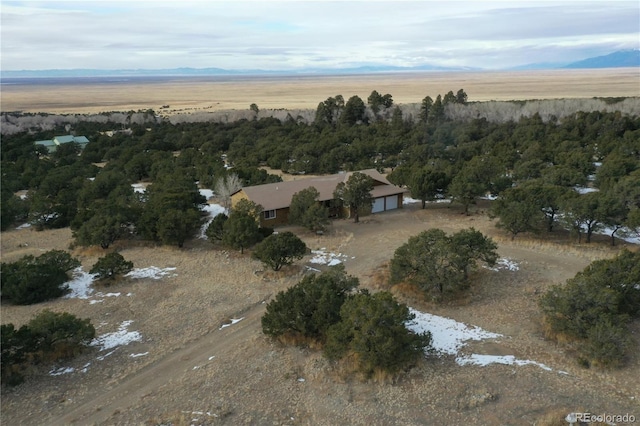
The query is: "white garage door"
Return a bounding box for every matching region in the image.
[385,195,398,210]
[372,197,385,213]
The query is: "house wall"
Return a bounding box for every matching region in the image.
[260,207,290,228]
[230,190,249,209]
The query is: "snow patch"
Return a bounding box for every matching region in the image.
[403,196,452,205]
[573,186,599,194]
[406,309,502,355]
[199,188,214,200]
[125,266,177,280]
[49,366,75,376]
[131,183,147,193]
[199,202,228,239]
[407,308,564,373]
[15,222,31,230]
[479,193,498,201]
[91,320,142,351]
[309,250,350,266]
[64,267,97,299]
[485,258,520,272]
[219,317,244,330]
[456,354,553,371]
[130,352,149,358]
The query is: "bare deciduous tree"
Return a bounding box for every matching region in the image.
[214,173,242,208]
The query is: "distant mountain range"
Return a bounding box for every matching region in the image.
[1,50,638,79]
[562,49,640,69]
[0,64,478,79]
[512,49,640,71]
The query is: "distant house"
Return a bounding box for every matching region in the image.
[35,135,90,153]
[230,169,407,227]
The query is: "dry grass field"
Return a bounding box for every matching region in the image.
[1,202,639,425]
[2,68,639,115]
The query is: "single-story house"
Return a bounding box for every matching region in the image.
[230,169,407,227]
[35,135,90,153]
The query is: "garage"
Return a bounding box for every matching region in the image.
[371,197,385,213]
[385,195,398,210]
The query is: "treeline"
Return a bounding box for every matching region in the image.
[4,97,638,136]
[1,91,639,248]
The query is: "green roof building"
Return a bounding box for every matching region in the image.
[35,135,90,154]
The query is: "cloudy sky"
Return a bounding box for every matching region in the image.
[1,0,638,71]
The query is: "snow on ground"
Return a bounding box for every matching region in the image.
[124,266,177,280]
[309,249,351,266]
[598,225,640,245]
[91,320,142,351]
[556,213,640,245]
[456,354,552,370]
[479,193,498,200]
[403,196,452,205]
[49,366,75,376]
[63,266,176,302]
[485,258,520,272]
[50,321,144,376]
[64,267,98,299]
[131,183,147,193]
[15,222,31,229]
[573,186,599,194]
[199,188,214,200]
[407,309,502,355]
[219,317,244,330]
[199,203,228,239]
[406,308,559,373]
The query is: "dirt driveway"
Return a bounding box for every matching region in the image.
[1,202,638,425]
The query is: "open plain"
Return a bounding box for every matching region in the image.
[2,68,639,115]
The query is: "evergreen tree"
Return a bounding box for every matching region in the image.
[334,172,374,223]
[325,291,431,376]
[289,186,330,232]
[90,252,134,282]
[252,231,307,271]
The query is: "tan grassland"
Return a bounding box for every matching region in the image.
[2,68,639,115]
[1,202,639,425]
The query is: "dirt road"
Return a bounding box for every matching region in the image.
[50,300,268,426]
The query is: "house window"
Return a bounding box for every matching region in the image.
[264,210,276,220]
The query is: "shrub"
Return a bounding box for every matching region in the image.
[1,311,95,386]
[0,250,80,305]
[389,228,497,301]
[324,291,431,377]
[90,252,133,282]
[539,249,640,367]
[252,231,307,271]
[27,310,96,357]
[205,213,228,242]
[261,266,358,342]
[583,320,631,368]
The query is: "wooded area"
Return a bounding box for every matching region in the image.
[1,93,639,249]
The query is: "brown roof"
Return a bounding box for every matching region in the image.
[236,169,406,211]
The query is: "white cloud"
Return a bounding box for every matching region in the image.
[1,1,638,70]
